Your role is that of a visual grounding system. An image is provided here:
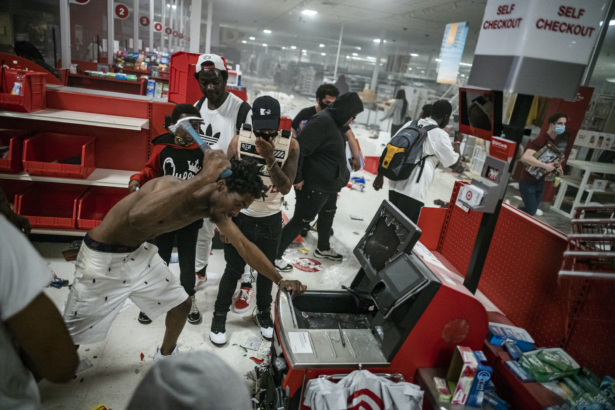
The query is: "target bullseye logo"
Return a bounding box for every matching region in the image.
[466,190,473,201]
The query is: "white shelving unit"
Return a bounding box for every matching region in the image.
[31,229,87,236]
[0,109,149,131]
[0,168,134,188]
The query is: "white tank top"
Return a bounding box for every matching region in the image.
[237,127,291,218]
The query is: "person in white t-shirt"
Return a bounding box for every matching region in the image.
[192,54,254,303]
[373,100,460,223]
[0,214,78,409]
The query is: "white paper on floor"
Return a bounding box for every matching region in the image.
[76,358,93,373]
[244,336,262,351]
[120,298,134,312]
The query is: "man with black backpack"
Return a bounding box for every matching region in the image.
[373,100,459,224]
[193,54,253,310]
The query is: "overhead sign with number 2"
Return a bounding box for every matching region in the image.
[115,3,129,19]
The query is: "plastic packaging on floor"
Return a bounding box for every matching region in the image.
[303,370,423,410]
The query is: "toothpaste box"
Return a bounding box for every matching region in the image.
[446,346,478,405]
[466,351,493,407]
[487,323,535,351]
[505,360,534,382]
[433,377,451,402]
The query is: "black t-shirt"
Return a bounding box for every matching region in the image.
[292,106,350,136]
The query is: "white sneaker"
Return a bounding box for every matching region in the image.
[536,209,544,216]
[153,346,179,364]
[256,309,274,340]
[194,272,208,291]
[275,259,293,272]
[209,313,227,346]
[194,271,221,291]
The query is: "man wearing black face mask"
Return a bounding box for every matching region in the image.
[210,96,300,344]
[275,93,364,271]
[373,100,459,223]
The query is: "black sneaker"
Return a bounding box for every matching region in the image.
[138,311,152,324]
[256,310,274,340]
[275,259,293,272]
[188,295,202,325]
[314,248,343,261]
[209,312,227,345]
[300,227,309,237]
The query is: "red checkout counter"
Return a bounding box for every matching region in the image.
[264,200,489,409]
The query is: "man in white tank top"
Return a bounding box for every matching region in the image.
[209,96,300,345]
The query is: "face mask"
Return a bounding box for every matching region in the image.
[554,125,565,135]
[254,131,278,141]
[318,100,330,110]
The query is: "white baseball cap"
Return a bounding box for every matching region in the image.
[196,53,228,73]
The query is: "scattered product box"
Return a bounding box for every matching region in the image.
[521,349,580,383]
[487,323,535,351]
[560,377,586,397]
[573,374,600,394]
[503,339,522,360]
[446,346,478,405]
[539,349,576,372]
[583,369,603,389]
[601,376,615,403]
[505,360,534,382]
[483,390,509,410]
[433,377,451,402]
[466,351,493,407]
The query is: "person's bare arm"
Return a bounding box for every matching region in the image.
[345,129,362,171]
[217,217,306,294]
[128,150,230,229]
[256,137,299,195]
[227,134,240,160]
[291,127,298,139]
[6,293,79,383]
[522,148,557,171]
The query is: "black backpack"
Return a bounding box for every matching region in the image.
[378,120,437,182]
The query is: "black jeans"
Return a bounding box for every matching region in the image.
[519,179,545,216]
[389,190,423,224]
[277,187,338,258]
[215,212,283,313]
[154,219,203,297]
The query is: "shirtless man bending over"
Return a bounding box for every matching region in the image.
[63,150,306,361]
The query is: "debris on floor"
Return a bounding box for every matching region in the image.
[76,358,93,373]
[119,298,134,312]
[249,357,264,364]
[140,353,144,361]
[233,344,248,353]
[291,258,324,272]
[88,405,110,410]
[49,274,69,289]
[350,214,364,221]
[243,336,262,351]
[134,369,140,374]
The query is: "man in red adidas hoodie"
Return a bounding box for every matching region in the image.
[128,104,204,326]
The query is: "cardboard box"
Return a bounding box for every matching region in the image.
[487,323,535,351]
[434,377,452,402]
[466,351,493,407]
[446,346,478,405]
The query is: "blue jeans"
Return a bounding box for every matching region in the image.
[519,179,545,216]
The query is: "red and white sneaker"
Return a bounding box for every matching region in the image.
[233,286,254,313]
[194,273,208,291]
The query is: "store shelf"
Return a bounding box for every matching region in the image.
[0,168,134,188]
[0,109,149,131]
[31,228,87,236]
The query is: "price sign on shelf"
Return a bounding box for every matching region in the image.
[115,3,129,19]
[165,27,172,35]
[154,22,163,32]
[139,16,150,27]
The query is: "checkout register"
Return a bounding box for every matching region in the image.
[260,200,489,409]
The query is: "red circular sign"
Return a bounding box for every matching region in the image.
[73,0,91,4]
[172,30,178,37]
[139,16,150,27]
[114,4,129,19]
[165,27,172,35]
[466,190,473,200]
[154,22,163,32]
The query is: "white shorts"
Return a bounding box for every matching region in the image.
[63,241,189,345]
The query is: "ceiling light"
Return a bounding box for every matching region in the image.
[435,58,442,61]
[263,29,271,33]
[291,46,297,49]
[356,47,361,50]
[263,43,267,46]
[611,20,615,25]
[352,53,358,56]
[172,4,176,9]
[249,36,255,40]
[408,68,412,70]
[302,10,318,15]
[421,70,425,73]
[242,40,246,43]
[319,44,325,47]
[321,53,326,56]
[302,49,307,52]
[282,46,286,49]
[607,78,615,83]
[410,53,419,57]
[373,39,386,43]
[166,3,170,7]
[459,62,472,66]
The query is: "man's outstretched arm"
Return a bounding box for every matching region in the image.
[217,217,306,295]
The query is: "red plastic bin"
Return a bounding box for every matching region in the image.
[363,156,380,174]
[0,179,33,211]
[279,117,292,131]
[169,52,230,105]
[22,133,96,179]
[16,183,88,229]
[0,129,32,173]
[77,186,129,229]
[0,69,47,112]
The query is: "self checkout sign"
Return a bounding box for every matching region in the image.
[115,3,129,19]
[468,0,609,99]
